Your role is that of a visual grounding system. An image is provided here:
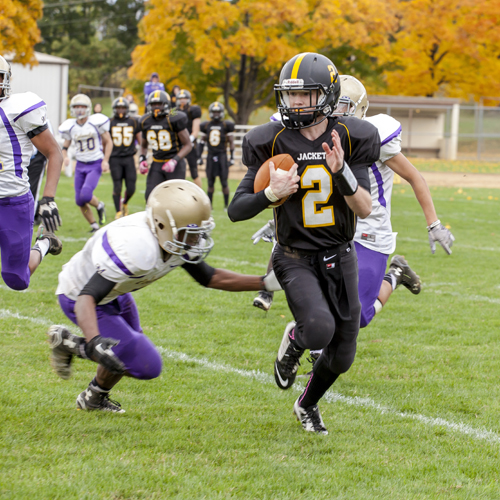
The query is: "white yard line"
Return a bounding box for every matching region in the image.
[2,307,499,445]
[157,347,500,445]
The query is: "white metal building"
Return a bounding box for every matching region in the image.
[4,52,69,132]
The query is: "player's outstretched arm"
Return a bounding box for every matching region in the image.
[386,153,455,254]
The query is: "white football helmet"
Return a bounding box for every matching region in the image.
[146,180,215,263]
[336,75,369,119]
[0,55,12,101]
[70,94,92,119]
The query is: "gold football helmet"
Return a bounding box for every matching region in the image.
[0,55,12,101]
[70,94,92,118]
[146,180,215,263]
[336,75,369,119]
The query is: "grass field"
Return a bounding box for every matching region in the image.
[2,173,500,499]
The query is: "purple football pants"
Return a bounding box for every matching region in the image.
[74,160,102,206]
[355,242,389,328]
[58,293,163,380]
[0,192,34,290]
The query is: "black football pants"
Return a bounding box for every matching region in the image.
[110,156,137,211]
[272,241,361,375]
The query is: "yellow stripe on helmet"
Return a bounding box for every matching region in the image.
[291,53,308,79]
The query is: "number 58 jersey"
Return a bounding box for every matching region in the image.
[110,116,141,158]
[59,113,110,162]
[139,111,188,162]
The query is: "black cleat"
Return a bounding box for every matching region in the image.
[274,321,304,390]
[293,398,328,435]
[36,226,63,255]
[97,201,106,225]
[388,255,421,294]
[76,386,125,413]
[253,291,274,311]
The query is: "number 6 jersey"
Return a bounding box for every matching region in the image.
[59,113,110,162]
[139,110,188,163]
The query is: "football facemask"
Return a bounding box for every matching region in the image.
[0,55,12,101]
[70,94,92,119]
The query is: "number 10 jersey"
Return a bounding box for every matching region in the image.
[59,113,110,162]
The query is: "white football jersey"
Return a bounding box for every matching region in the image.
[354,114,402,254]
[56,212,188,304]
[59,113,110,162]
[0,92,48,198]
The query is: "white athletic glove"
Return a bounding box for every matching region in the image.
[263,269,281,292]
[38,196,62,232]
[428,220,455,255]
[251,219,276,245]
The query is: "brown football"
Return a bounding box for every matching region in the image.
[254,153,295,207]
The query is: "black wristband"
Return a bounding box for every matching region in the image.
[62,147,68,151]
[172,155,181,163]
[230,150,234,160]
[332,162,358,196]
[139,154,147,163]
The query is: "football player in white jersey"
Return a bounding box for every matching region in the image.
[0,55,63,291]
[47,180,281,412]
[59,94,112,233]
[330,75,455,330]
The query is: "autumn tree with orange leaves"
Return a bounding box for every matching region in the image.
[373,0,500,100]
[129,0,395,123]
[0,0,42,64]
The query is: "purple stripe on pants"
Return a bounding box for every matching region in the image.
[355,242,389,328]
[74,159,102,206]
[0,107,23,178]
[58,293,162,380]
[0,192,34,290]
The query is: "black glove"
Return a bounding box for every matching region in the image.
[38,196,62,232]
[85,335,125,374]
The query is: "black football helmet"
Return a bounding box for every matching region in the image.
[176,89,191,110]
[112,96,130,119]
[274,52,341,129]
[148,90,171,119]
[209,102,225,121]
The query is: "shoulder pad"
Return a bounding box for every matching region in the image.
[89,113,110,127]
[338,116,379,142]
[364,114,402,143]
[59,118,76,133]
[245,121,283,147]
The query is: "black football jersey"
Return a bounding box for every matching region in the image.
[184,105,202,134]
[200,120,235,154]
[139,111,188,161]
[110,116,141,157]
[229,116,380,251]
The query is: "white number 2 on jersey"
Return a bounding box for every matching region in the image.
[301,165,335,227]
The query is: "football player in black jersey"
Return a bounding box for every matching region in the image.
[199,102,235,209]
[138,90,192,201]
[176,89,203,188]
[109,97,141,218]
[228,52,380,435]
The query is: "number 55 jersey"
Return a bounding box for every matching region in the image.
[59,113,110,162]
[110,115,141,158]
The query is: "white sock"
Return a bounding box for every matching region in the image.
[32,238,50,259]
[91,222,99,230]
[374,299,383,315]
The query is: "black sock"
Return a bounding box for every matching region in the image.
[298,356,339,408]
[90,377,111,393]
